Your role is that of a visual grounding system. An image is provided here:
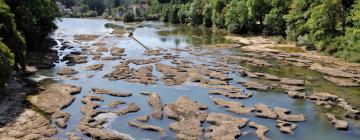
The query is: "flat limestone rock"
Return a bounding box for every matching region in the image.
[91,87,132,97]
[263,74,280,81]
[326,113,348,130]
[57,67,78,75]
[310,63,356,78]
[68,133,82,140]
[204,113,248,140]
[212,98,254,114]
[107,100,126,108]
[280,78,305,86]
[128,66,157,85]
[324,76,360,87]
[237,81,271,91]
[249,121,270,140]
[136,115,150,122]
[254,103,277,119]
[285,91,306,99]
[0,109,57,139]
[116,103,140,116]
[164,96,208,121]
[276,120,298,134]
[169,119,203,140]
[128,121,166,136]
[52,111,71,129]
[29,83,81,113]
[86,64,104,71]
[141,92,163,120]
[280,84,305,91]
[208,90,252,99]
[273,107,305,122]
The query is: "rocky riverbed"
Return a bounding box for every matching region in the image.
[1,18,360,140]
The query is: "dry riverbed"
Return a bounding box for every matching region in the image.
[1,19,360,140]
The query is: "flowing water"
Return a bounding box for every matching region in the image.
[31,18,360,140]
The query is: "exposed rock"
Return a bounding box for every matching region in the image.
[326,113,348,130]
[96,46,108,52]
[285,91,306,99]
[280,84,305,91]
[115,103,141,116]
[128,65,157,85]
[207,44,241,48]
[91,87,132,97]
[208,90,252,99]
[141,92,163,120]
[276,120,297,134]
[68,133,82,140]
[110,47,125,56]
[225,56,273,67]
[169,119,203,140]
[155,63,187,86]
[249,121,270,140]
[107,100,126,108]
[57,67,78,75]
[101,56,121,60]
[273,107,305,122]
[263,74,280,81]
[128,121,166,136]
[204,113,249,140]
[78,125,132,140]
[324,76,360,87]
[63,54,88,65]
[52,111,71,128]
[25,65,38,75]
[104,61,134,81]
[237,81,271,91]
[129,58,161,65]
[164,96,207,121]
[310,63,356,78]
[207,71,233,81]
[212,98,254,114]
[86,64,104,71]
[29,83,81,113]
[136,115,150,122]
[74,34,99,41]
[0,109,57,139]
[254,103,277,119]
[280,78,305,86]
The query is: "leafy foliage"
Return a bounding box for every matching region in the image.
[0,41,14,90]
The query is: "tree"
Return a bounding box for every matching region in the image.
[202,4,212,27]
[264,0,291,35]
[0,41,14,90]
[189,0,204,25]
[225,0,250,33]
[169,5,180,24]
[124,11,135,22]
[247,0,271,26]
[178,4,190,24]
[211,0,227,29]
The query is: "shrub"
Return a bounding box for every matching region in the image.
[123,11,135,22]
[0,41,14,90]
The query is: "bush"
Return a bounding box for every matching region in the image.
[123,11,135,22]
[0,41,14,90]
[189,0,204,25]
[297,34,315,50]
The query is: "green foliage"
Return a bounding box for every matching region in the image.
[189,0,204,25]
[124,11,135,22]
[161,5,171,22]
[178,4,190,24]
[225,0,251,33]
[202,4,212,27]
[169,5,180,24]
[350,0,360,28]
[264,0,291,35]
[0,41,14,90]
[247,0,271,25]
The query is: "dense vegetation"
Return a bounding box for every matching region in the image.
[149,0,360,62]
[0,0,59,90]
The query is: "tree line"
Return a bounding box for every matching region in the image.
[0,0,59,90]
[150,0,360,62]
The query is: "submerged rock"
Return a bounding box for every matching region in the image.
[326,113,348,130]
[128,65,157,85]
[164,96,207,121]
[141,92,163,120]
[128,121,166,136]
[249,121,270,140]
[155,63,187,86]
[68,133,82,140]
[52,111,71,129]
[310,63,356,78]
[0,109,57,139]
[29,83,81,113]
[91,87,132,97]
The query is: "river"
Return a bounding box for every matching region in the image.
[30,18,360,140]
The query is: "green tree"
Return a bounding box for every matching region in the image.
[169,5,180,24]
[178,4,190,24]
[225,0,250,33]
[0,41,14,90]
[264,0,291,35]
[189,0,204,25]
[211,0,227,29]
[247,0,271,26]
[202,4,213,27]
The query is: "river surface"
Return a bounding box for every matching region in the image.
[31,18,360,140]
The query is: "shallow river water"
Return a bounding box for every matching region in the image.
[31,18,360,140]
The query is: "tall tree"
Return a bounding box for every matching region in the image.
[264,0,291,35]
[247,0,271,26]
